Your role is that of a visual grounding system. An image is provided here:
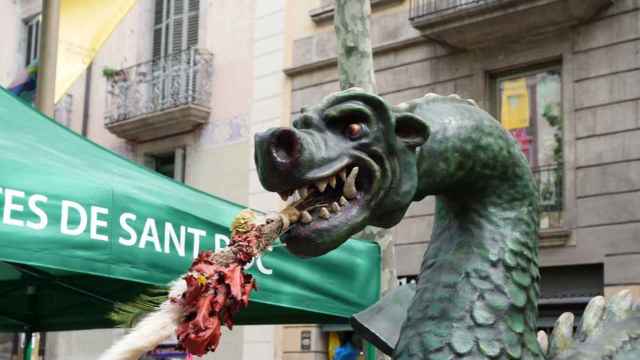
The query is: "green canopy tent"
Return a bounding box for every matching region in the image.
[0,88,380,343]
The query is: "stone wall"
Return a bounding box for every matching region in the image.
[570,0,640,297]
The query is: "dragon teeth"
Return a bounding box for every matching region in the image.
[301,211,312,224]
[278,191,290,201]
[330,202,341,213]
[339,196,348,206]
[328,176,337,189]
[297,187,309,199]
[316,179,328,192]
[339,169,347,182]
[343,167,359,199]
[319,207,331,219]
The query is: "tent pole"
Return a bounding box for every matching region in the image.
[23,330,32,360]
[24,284,37,360]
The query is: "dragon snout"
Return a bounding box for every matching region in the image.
[272,128,301,164]
[255,128,301,166]
[254,127,304,191]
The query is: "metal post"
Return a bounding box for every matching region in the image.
[35,0,61,117]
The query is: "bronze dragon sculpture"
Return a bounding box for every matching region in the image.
[254,88,640,360]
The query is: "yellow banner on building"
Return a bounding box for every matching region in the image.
[500,78,530,130]
[55,0,137,102]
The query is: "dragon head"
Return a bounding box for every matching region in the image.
[254,88,429,257]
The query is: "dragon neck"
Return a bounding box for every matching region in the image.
[395,178,544,359]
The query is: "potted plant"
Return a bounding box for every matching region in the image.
[102,67,128,83]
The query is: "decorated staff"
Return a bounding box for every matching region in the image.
[98,209,291,360]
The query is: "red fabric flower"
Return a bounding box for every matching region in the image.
[176,224,262,355]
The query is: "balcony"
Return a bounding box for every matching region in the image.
[533,163,562,213]
[104,48,213,142]
[409,0,613,49]
[532,163,569,245]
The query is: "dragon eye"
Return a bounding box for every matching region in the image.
[345,123,364,139]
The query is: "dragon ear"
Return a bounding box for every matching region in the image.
[394,113,429,148]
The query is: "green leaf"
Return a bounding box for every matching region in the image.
[109,286,169,328]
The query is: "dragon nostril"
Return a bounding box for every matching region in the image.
[271,129,300,163]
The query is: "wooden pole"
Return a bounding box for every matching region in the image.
[35,0,61,117]
[334,0,376,92]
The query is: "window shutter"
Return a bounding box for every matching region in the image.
[154,0,164,26]
[186,0,199,48]
[187,11,198,48]
[174,0,184,15]
[171,0,185,53]
[152,0,199,58]
[152,28,163,59]
[152,0,165,59]
[188,0,198,13]
[171,16,184,54]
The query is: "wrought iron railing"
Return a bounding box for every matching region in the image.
[532,163,563,212]
[409,0,504,21]
[105,48,213,124]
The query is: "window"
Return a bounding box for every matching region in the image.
[144,148,186,182]
[151,0,200,107]
[153,0,199,59]
[25,15,41,66]
[493,66,563,229]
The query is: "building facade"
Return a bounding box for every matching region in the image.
[1,0,640,359]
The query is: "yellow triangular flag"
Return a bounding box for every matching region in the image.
[55,0,137,102]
